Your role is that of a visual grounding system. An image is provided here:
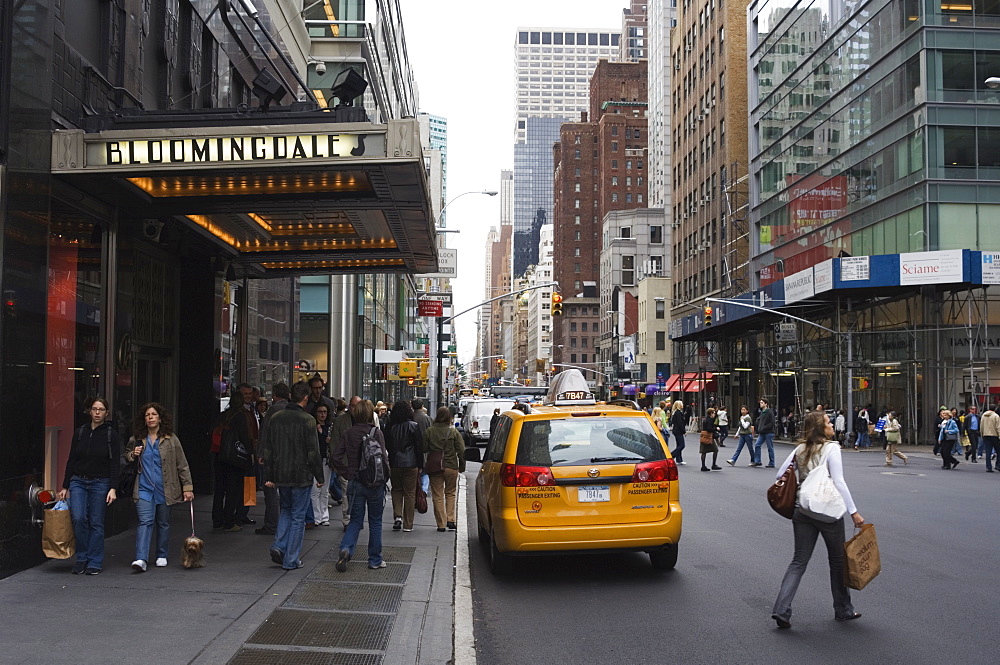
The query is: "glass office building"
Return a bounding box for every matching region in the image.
[733,0,1000,439]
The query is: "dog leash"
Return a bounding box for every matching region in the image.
[190,501,196,537]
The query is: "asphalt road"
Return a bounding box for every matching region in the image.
[464,443,998,665]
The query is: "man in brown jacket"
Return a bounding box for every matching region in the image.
[980,404,1000,472]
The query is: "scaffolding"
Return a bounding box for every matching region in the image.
[722,161,750,298]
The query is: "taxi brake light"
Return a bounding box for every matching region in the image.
[632,459,678,483]
[501,464,553,487]
[570,412,602,417]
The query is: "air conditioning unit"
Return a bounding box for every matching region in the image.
[703,196,710,203]
[685,45,692,52]
[674,63,680,71]
[697,114,704,121]
[682,213,689,219]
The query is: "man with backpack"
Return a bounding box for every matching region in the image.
[261,381,325,570]
[333,399,391,572]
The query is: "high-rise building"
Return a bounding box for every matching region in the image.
[668,0,749,374]
[620,1,650,62]
[499,169,514,227]
[647,0,677,210]
[551,60,650,373]
[419,113,448,223]
[512,27,621,276]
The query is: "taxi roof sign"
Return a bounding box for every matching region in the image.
[545,369,597,406]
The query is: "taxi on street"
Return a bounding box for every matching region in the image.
[467,370,682,574]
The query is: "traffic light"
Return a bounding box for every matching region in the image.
[418,361,429,381]
[856,377,870,390]
[501,359,508,371]
[400,359,417,378]
[551,292,563,316]
[406,377,415,386]
[703,305,713,327]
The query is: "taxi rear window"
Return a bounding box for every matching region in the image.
[515,417,666,466]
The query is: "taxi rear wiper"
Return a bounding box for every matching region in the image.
[590,456,645,463]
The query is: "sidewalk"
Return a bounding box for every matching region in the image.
[0,487,460,665]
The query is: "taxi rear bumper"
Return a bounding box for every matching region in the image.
[492,505,682,554]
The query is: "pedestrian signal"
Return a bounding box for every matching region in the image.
[856,377,870,390]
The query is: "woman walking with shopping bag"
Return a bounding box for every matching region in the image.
[884,410,908,466]
[771,410,864,629]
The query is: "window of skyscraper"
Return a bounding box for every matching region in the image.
[519,32,528,44]
[599,33,609,46]
[554,32,563,45]
[542,32,551,44]
[588,33,598,45]
[530,32,540,44]
[612,160,618,169]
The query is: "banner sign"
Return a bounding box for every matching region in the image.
[899,250,963,285]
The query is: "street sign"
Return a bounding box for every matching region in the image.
[416,248,458,279]
[418,292,453,304]
[418,299,443,317]
[775,322,798,341]
[842,360,863,369]
[416,336,429,344]
[697,346,708,369]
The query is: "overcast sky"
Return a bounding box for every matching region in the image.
[398,0,625,365]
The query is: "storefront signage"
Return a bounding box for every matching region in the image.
[784,268,815,304]
[92,133,369,166]
[814,259,833,294]
[899,250,963,285]
[840,256,870,281]
[982,253,1000,284]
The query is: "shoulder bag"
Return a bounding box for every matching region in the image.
[797,443,847,522]
[118,437,141,497]
[767,461,797,519]
[699,430,713,445]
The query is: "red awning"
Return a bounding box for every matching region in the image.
[676,372,715,392]
[664,374,682,391]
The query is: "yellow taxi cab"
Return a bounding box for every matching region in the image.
[470,369,681,574]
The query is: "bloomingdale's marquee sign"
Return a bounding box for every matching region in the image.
[51,124,397,173]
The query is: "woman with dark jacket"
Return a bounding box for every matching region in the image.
[700,407,721,472]
[668,400,688,465]
[385,400,424,532]
[124,403,194,572]
[422,407,465,532]
[56,397,122,575]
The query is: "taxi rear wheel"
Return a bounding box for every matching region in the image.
[489,528,514,575]
[477,518,490,545]
[649,545,678,570]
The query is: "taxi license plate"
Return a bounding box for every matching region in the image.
[578,485,610,502]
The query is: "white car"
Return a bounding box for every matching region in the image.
[462,398,515,446]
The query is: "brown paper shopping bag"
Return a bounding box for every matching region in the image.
[844,523,881,590]
[243,476,257,506]
[42,507,75,559]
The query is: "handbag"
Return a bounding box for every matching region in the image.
[219,426,252,471]
[885,430,900,443]
[42,500,75,559]
[699,430,713,445]
[766,462,797,519]
[415,486,428,514]
[844,523,881,590]
[424,449,444,474]
[797,443,847,522]
[118,457,139,497]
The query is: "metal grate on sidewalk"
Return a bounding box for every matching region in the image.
[228,648,382,665]
[284,580,403,613]
[246,608,392,650]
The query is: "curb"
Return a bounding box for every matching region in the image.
[454,473,476,665]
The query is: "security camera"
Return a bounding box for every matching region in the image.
[315,61,326,76]
[142,220,164,242]
[986,76,1000,89]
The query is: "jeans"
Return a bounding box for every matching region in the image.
[329,470,343,502]
[982,436,1000,471]
[339,479,386,567]
[69,476,111,570]
[336,475,351,526]
[857,431,871,448]
[772,509,855,621]
[754,432,775,466]
[730,434,754,463]
[135,499,171,563]
[671,432,686,463]
[272,484,311,569]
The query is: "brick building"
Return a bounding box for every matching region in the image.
[551,59,649,378]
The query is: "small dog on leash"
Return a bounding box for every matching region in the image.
[182,535,205,569]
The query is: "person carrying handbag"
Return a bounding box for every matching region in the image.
[771,410,864,629]
[422,406,465,532]
[884,411,908,466]
[386,400,423,532]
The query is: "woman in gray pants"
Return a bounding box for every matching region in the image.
[771,410,865,629]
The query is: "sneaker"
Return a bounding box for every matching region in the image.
[447,521,457,531]
[368,561,387,569]
[701,466,710,472]
[283,560,304,570]
[402,528,413,532]
[765,464,776,468]
[336,548,351,572]
[677,461,687,465]
[269,547,284,565]
[131,560,147,573]
[72,562,87,575]
[318,520,330,526]
[393,518,402,531]
[725,459,735,466]
[155,558,167,567]
[750,463,762,467]
[223,524,242,532]
[85,568,101,575]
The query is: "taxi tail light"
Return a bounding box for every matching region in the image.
[501,464,553,487]
[632,459,678,483]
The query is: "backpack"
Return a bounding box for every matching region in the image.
[356,426,386,488]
